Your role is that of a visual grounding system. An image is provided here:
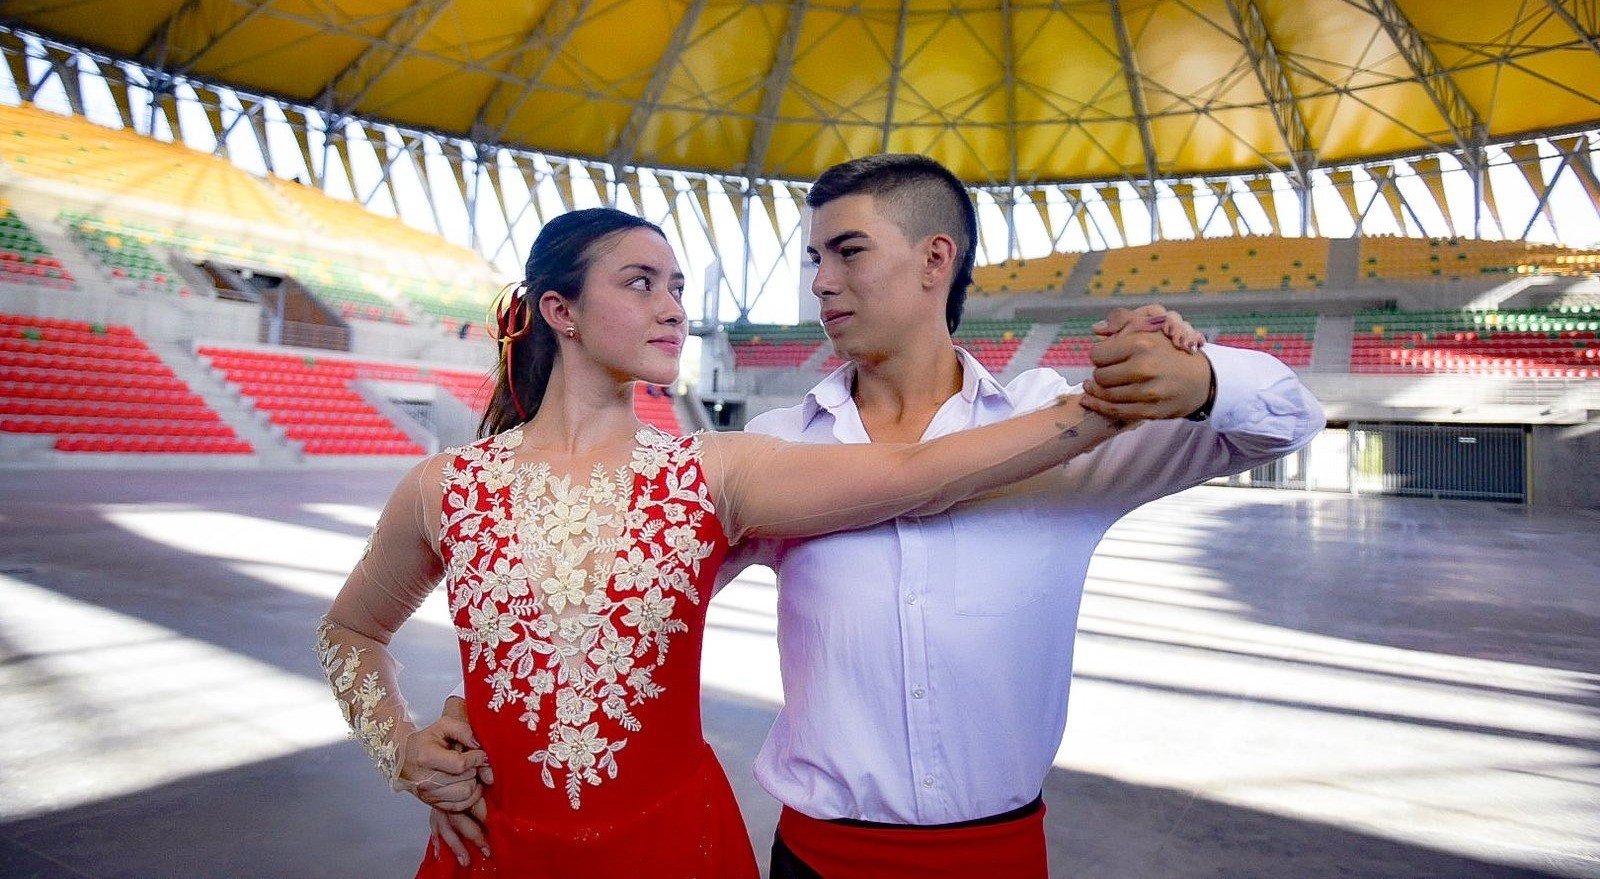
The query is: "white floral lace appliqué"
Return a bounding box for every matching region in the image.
[315,619,399,782]
[441,428,715,809]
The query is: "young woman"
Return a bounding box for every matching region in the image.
[317,208,1182,877]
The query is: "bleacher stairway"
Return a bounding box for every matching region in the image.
[145,340,300,465]
[1326,237,1361,288]
[0,409,51,464]
[799,343,836,372]
[8,200,110,291]
[1060,250,1106,298]
[1311,315,1353,372]
[999,323,1063,382]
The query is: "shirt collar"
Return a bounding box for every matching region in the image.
[953,346,1011,406]
[800,360,855,427]
[800,346,1013,428]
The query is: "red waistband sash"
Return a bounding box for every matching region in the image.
[775,802,1048,879]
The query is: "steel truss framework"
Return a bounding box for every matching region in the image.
[2,25,1599,324]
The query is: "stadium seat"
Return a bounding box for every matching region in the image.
[972,253,1081,297]
[60,212,189,296]
[1037,318,1107,368]
[200,346,436,455]
[1,103,495,335]
[0,102,290,228]
[0,313,251,453]
[952,320,1031,372]
[1091,237,1328,296]
[1357,235,1600,283]
[1351,308,1599,377]
[1038,313,1317,369]
[0,201,75,289]
[725,324,828,369]
[634,384,683,435]
[200,346,658,454]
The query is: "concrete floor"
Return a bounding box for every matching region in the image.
[0,468,1596,878]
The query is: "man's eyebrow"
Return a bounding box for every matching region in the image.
[823,230,869,251]
[806,230,868,255]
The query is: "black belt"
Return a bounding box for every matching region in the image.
[823,794,1044,832]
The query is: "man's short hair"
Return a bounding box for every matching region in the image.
[807,154,977,334]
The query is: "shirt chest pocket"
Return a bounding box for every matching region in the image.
[943,503,1056,616]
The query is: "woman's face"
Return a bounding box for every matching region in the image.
[567,227,687,387]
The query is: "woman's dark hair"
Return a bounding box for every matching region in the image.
[479,208,665,437]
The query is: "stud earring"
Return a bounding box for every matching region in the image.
[564,327,577,339]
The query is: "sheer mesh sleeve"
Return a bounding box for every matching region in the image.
[704,395,1133,543]
[315,452,449,791]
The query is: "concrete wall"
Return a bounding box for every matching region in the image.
[1530,422,1600,511]
[416,335,497,369]
[0,281,499,373]
[346,319,496,369]
[0,282,259,344]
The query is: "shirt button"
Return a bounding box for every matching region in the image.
[904,592,919,605]
[922,775,936,788]
[911,687,926,699]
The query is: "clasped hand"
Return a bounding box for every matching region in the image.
[1079,304,1214,421]
[399,697,495,866]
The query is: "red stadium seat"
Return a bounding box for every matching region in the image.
[0,313,248,453]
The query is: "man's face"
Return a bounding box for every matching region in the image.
[806,194,941,360]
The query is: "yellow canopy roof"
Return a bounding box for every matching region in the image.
[9,0,1600,185]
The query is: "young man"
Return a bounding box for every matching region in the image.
[413,154,1324,876]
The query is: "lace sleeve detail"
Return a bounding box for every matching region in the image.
[316,618,407,781]
[316,453,448,789]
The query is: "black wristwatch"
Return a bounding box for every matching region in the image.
[1184,366,1217,422]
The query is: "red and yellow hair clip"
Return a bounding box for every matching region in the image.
[487,282,536,422]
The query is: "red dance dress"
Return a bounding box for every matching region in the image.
[410,427,756,877]
[319,398,1125,877]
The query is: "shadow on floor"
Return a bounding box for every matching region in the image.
[0,734,1581,879]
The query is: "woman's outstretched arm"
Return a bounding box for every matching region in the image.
[706,394,1133,542]
[316,454,448,792]
[704,306,1204,541]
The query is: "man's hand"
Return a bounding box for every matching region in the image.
[1082,305,1214,421]
[428,797,491,867]
[398,696,493,812]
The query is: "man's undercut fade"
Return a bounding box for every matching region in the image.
[807,154,977,334]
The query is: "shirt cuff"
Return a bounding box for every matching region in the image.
[1200,343,1289,433]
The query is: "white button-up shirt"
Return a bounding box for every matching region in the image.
[725,344,1325,824]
